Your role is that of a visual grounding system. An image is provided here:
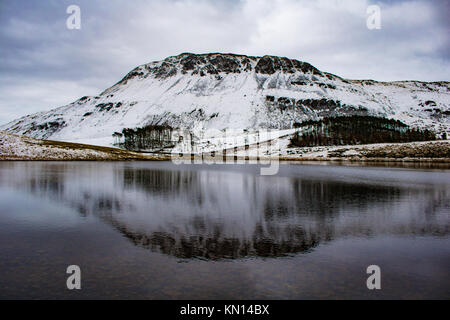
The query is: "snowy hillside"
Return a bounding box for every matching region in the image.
[0,131,157,160]
[1,53,449,147]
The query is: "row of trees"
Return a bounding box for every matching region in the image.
[290,116,436,147]
[113,125,174,151]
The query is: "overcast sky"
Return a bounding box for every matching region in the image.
[0,0,449,125]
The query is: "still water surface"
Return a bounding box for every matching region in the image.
[0,161,449,299]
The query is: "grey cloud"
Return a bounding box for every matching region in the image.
[0,0,448,124]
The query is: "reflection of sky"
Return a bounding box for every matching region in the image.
[0,0,449,124]
[0,188,81,228]
[0,162,449,259]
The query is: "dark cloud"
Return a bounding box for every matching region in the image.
[0,0,448,124]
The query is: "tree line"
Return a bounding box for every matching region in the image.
[113,125,174,150]
[290,115,436,147]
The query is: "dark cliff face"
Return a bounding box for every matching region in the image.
[117,53,323,84]
[173,53,322,76]
[178,53,246,75]
[254,55,321,75]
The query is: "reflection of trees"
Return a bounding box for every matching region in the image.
[264,179,402,219]
[2,162,449,260]
[123,167,200,196]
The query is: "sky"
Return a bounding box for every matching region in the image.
[0,0,449,125]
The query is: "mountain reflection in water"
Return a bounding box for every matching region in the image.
[1,162,448,261]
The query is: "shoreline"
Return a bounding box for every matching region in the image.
[1,155,449,163]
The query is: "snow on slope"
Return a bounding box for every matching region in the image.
[1,53,449,147]
[0,131,154,160]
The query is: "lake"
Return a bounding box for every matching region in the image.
[0,161,449,299]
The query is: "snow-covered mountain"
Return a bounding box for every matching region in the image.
[1,53,449,147]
